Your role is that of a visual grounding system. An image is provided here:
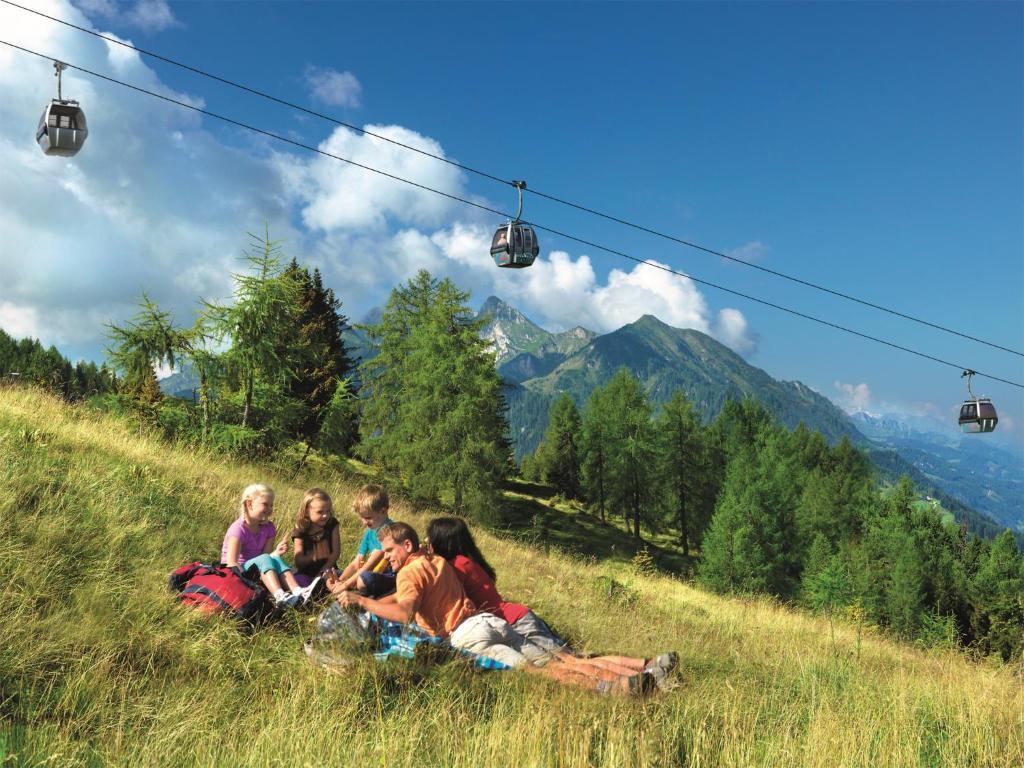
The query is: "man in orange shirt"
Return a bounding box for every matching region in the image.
[337,522,653,695]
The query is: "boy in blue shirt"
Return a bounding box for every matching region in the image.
[327,484,396,597]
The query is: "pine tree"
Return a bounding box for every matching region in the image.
[204,228,301,429]
[539,393,582,498]
[654,390,703,556]
[969,530,1024,661]
[359,270,509,518]
[602,368,656,538]
[580,384,612,521]
[699,432,800,598]
[282,261,354,450]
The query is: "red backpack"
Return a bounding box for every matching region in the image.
[168,562,273,627]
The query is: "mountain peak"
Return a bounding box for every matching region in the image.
[479,295,523,320]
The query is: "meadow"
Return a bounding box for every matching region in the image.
[1,385,1021,767]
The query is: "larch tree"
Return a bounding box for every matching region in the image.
[540,393,582,499]
[203,228,301,429]
[359,270,509,519]
[654,390,703,556]
[602,368,656,539]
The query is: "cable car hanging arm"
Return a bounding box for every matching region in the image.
[512,180,526,222]
[54,60,66,100]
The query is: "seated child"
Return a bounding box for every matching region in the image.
[290,487,340,590]
[221,483,310,608]
[326,484,396,598]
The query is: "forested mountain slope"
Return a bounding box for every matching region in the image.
[506,314,863,456]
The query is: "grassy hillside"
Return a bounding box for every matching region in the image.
[1,386,1021,768]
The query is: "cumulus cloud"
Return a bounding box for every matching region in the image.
[833,381,873,412]
[303,65,362,107]
[277,124,467,232]
[0,0,288,350]
[0,0,759,364]
[75,0,181,32]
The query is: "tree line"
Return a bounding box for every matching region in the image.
[522,379,1023,660]
[0,329,116,399]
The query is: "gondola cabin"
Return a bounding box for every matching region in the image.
[36,100,88,157]
[490,221,539,268]
[958,398,998,433]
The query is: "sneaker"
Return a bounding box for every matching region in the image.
[300,576,323,603]
[277,592,302,609]
[643,652,679,691]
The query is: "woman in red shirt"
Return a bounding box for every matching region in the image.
[425,517,677,687]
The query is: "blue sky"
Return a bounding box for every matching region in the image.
[0,0,1021,450]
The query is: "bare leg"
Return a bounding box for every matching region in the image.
[261,571,283,593]
[561,653,645,675]
[282,570,301,592]
[526,661,641,696]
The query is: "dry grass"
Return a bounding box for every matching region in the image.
[1,385,1021,767]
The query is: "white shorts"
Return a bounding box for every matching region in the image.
[449,612,553,668]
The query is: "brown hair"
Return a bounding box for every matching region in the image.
[352,484,389,517]
[378,521,419,551]
[294,487,333,534]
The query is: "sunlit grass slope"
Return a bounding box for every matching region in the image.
[1,386,1021,768]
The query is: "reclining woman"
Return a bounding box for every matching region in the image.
[425,516,677,688]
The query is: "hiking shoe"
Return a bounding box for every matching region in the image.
[643,652,679,691]
[644,651,679,674]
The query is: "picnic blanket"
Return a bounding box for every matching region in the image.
[308,603,512,671]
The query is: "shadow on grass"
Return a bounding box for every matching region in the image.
[495,480,695,576]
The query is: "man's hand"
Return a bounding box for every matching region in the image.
[337,590,362,610]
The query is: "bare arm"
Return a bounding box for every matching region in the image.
[338,591,414,625]
[339,550,382,591]
[337,553,363,584]
[324,525,341,572]
[224,536,241,568]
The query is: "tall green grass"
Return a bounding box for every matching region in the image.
[1,386,1021,767]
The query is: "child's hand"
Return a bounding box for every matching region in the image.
[274,538,289,556]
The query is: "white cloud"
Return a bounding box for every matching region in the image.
[75,0,181,32]
[833,381,873,412]
[0,303,42,340]
[0,0,759,364]
[714,308,757,355]
[726,240,770,264]
[303,65,362,108]
[0,0,288,348]
[278,124,467,232]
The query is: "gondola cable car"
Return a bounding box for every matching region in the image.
[490,180,540,268]
[36,61,88,157]
[957,369,998,433]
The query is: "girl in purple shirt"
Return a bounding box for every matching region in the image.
[221,484,311,607]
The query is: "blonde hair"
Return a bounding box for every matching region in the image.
[352,484,389,518]
[295,487,333,534]
[239,483,274,516]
